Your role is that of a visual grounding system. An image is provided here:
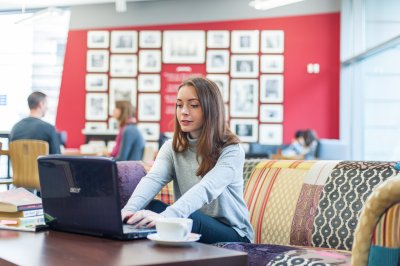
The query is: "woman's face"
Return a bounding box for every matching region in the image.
[176,85,204,139]
[113,107,121,119]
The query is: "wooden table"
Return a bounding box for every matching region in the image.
[0,230,247,266]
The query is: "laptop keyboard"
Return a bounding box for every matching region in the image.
[123,224,156,234]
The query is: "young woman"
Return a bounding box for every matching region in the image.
[121,77,254,244]
[110,100,145,161]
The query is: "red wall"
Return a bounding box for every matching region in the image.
[56,13,340,148]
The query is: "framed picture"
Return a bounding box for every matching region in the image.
[206,50,229,73]
[84,122,108,131]
[230,119,258,142]
[110,30,138,53]
[110,54,137,77]
[139,50,161,73]
[206,74,229,103]
[86,50,109,72]
[163,31,205,63]
[260,74,284,103]
[137,122,160,141]
[230,79,259,118]
[109,78,137,115]
[85,93,108,121]
[231,30,259,53]
[139,31,162,48]
[108,117,119,131]
[259,104,284,123]
[207,30,230,48]
[85,74,108,91]
[260,55,284,73]
[138,74,161,92]
[87,31,109,48]
[261,30,285,54]
[259,124,283,145]
[138,93,161,121]
[230,55,259,78]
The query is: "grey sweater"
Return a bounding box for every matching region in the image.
[122,138,254,242]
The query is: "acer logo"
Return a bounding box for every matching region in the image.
[70,187,81,193]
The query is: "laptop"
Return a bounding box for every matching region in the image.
[37,155,156,240]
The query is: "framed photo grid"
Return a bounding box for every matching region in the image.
[83,28,287,144]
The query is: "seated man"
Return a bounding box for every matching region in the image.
[10,91,61,154]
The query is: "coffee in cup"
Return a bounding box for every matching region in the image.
[156,218,193,241]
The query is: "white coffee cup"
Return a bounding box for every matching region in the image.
[156,218,193,241]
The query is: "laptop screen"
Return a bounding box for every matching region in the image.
[38,155,124,235]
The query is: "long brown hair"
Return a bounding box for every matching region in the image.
[172,77,240,177]
[115,100,135,127]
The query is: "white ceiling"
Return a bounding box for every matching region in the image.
[0,0,158,11]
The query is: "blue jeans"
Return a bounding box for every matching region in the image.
[145,200,250,244]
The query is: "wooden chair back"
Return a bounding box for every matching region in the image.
[9,139,49,190]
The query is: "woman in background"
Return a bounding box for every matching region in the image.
[110,100,145,161]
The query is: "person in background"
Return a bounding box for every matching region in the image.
[10,91,60,154]
[110,100,145,161]
[121,77,254,244]
[281,130,305,157]
[303,129,319,160]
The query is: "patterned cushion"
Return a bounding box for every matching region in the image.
[154,181,175,205]
[116,161,147,207]
[312,161,399,251]
[216,243,351,266]
[243,158,264,187]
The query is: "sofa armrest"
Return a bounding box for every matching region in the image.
[352,175,400,266]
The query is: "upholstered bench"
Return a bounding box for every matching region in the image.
[116,159,400,266]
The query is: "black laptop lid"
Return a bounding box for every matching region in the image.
[38,155,123,235]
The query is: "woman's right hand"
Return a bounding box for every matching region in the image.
[121,210,134,223]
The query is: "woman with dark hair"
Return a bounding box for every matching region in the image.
[121,77,253,244]
[110,100,145,161]
[303,129,319,159]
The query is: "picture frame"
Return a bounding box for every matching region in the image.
[207,30,230,48]
[206,74,229,103]
[85,93,108,121]
[259,104,284,123]
[110,54,137,77]
[84,122,108,131]
[110,30,138,53]
[230,119,258,142]
[139,50,161,73]
[163,31,206,63]
[138,74,161,92]
[259,124,283,145]
[230,55,259,78]
[87,31,109,48]
[139,31,162,48]
[230,79,259,118]
[85,74,108,91]
[138,93,161,121]
[108,117,119,131]
[206,50,229,73]
[260,55,284,73]
[86,50,109,72]
[137,122,160,141]
[108,78,137,115]
[261,30,285,54]
[231,30,259,54]
[260,74,284,103]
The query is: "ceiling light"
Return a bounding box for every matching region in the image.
[115,0,127,12]
[249,0,305,10]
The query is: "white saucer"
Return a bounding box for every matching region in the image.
[147,233,201,246]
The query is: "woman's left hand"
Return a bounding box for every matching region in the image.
[126,209,165,228]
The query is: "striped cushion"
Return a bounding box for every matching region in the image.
[244,160,315,244]
[372,203,400,248]
[243,158,264,187]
